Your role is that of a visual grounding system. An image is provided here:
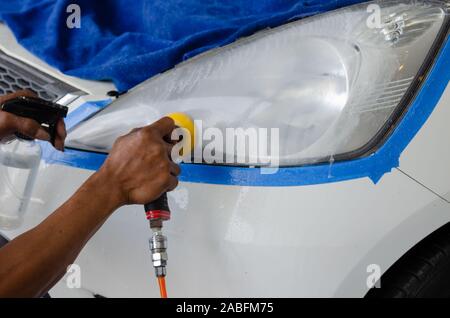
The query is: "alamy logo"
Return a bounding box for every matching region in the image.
[170,121,280,174]
[366,264,381,289]
[66,4,81,29]
[366,4,382,29]
[66,264,81,288]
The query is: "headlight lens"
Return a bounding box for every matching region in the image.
[66,0,449,167]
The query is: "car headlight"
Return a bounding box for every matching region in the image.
[66,0,449,167]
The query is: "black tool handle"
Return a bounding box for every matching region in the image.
[145,193,170,214]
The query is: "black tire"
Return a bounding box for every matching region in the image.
[366,222,450,298]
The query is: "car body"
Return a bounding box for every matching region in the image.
[0,2,450,297]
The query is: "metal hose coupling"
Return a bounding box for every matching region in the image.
[149,228,168,277]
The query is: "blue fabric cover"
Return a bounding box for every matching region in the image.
[0,0,365,91]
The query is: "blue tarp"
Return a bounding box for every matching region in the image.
[0,0,366,91]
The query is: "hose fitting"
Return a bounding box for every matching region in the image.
[149,228,167,277]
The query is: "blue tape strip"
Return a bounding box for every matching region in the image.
[40,99,111,170]
[41,143,107,171]
[65,99,112,131]
[41,35,450,186]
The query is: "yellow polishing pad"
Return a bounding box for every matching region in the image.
[167,112,196,152]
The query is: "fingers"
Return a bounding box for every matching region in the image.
[128,127,143,135]
[130,117,178,152]
[54,119,67,151]
[13,116,50,141]
[165,142,174,156]
[166,175,179,192]
[169,161,181,176]
[148,117,175,137]
[163,161,180,192]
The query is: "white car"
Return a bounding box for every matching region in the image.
[0,0,449,298]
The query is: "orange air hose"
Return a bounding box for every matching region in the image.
[158,276,168,298]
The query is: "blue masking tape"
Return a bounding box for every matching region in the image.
[40,99,111,170]
[41,35,450,186]
[40,142,107,171]
[65,99,112,131]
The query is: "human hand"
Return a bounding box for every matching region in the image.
[0,91,66,151]
[97,117,181,208]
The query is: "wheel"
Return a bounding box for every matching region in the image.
[366,222,450,298]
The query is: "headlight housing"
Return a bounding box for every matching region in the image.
[66,0,449,167]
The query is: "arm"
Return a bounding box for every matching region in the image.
[0,101,179,297]
[0,173,118,297]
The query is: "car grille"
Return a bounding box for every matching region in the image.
[0,50,83,101]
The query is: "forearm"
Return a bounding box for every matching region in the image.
[0,171,121,297]
[0,114,178,298]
